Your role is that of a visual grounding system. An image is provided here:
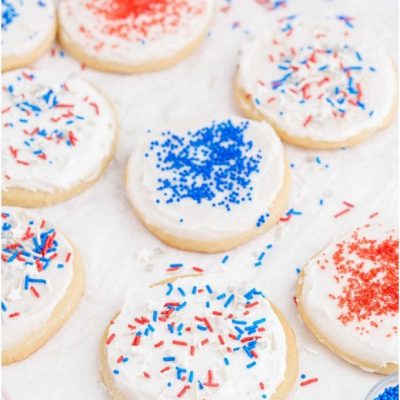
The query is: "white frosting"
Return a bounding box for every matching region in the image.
[126,117,286,242]
[1,207,74,350]
[300,224,398,369]
[105,274,288,399]
[237,16,396,142]
[58,0,214,66]
[2,0,55,60]
[2,69,116,192]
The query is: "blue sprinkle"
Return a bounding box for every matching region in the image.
[247,361,257,369]
[197,325,207,331]
[166,283,173,296]
[163,357,175,362]
[224,294,235,308]
[1,301,7,312]
[169,263,183,268]
[175,301,187,311]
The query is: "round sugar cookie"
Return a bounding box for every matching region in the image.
[2,69,118,208]
[58,0,214,73]
[2,0,56,72]
[126,117,290,253]
[235,16,396,149]
[1,207,85,364]
[297,223,398,374]
[100,274,298,400]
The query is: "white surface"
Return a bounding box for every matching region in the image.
[2,0,398,399]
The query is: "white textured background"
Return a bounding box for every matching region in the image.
[2,0,398,399]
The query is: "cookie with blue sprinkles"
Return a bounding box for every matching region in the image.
[126,117,290,253]
[2,207,85,364]
[2,0,56,71]
[100,274,298,400]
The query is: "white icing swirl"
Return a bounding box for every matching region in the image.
[126,117,286,242]
[237,16,396,142]
[105,275,288,399]
[300,223,398,369]
[2,69,117,192]
[1,207,74,350]
[58,0,214,66]
[2,0,55,60]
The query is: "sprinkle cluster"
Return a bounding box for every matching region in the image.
[318,226,399,335]
[373,384,399,400]
[147,119,263,211]
[83,0,206,43]
[1,0,19,30]
[108,281,279,399]
[1,210,72,318]
[2,71,100,183]
[253,16,377,127]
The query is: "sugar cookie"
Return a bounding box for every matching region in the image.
[2,0,56,72]
[1,207,85,364]
[126,117,290,253]
[2,69,118,208]
[235,16,396,149]
[297,223,398,374]
[58,0,214,73]
[100,274,298,399]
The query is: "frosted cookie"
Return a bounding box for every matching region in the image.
[2,0,56,72]
[235,16,396,149]
[126,117,290,253]
[100,275,298,400]
[58,0,214,73]
[2,69,118,208]
[297,224,398,374]
[1,207,85,364]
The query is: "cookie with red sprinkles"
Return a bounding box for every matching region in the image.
[235,15,396,149]
[2,68,118,208]
[1,207,85,364]
[100,274,298,399]
[297,223,398,374]
[58,0,215,73]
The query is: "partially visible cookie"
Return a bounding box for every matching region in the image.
[126,117,290,253]
[101,274,298,400]
[2,69,118,208]
[297,223,398,374]
[2,0,56,72]
[2,207,85,364]
[58,0,214,73]
[235,16,396,149]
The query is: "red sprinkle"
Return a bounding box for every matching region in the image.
[106,333,116,345]
[301,378,319,387]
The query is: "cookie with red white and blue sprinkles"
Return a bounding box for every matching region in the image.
[297,223,398,374]
[126,117,290,253]
[1,207,85,364]
[2,0,56,72]
[2,69,118,208]
[58,0,214,73]
[100,274,298,400]
[235,15,396,149]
